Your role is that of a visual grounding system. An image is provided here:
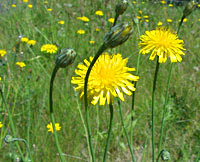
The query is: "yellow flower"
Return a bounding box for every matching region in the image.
[132,1,136,4]
[41,44,58,54]
[77,29,85,34]
[199,18,200,22]
[47,8,52,11]
[139,10,143,14]
[108,18,115,23]
[21,37,29,43]
[23,0,28,3]
[0,77,1,81]
[143,15,149,19]
[198,4,200,8]
[145,19,149,23]
[71,53,139,105]
[11,4,16,8]
[157,21,163,26]
[95,10,103,16]
[169,4,173,7]
[0,122,3,128]
[89,40,95,44]
[28,4,32,8]
[161,0,166,4]
[81,16,90,22]
[142,2,145,4]
[136,16,141,19]
[139,28,186,63]
[167,19,172,23]
[183,18,188,22]
[27,40,36,46]
[47,122,61,133]
[95,28,100,32]
[0,50,6,57]
[16,62,26,68]
[44,1,48,4]
[58,20,65,24]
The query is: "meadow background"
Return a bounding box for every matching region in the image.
[0,0,199,161]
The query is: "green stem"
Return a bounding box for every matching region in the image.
[151,57,160,162]
[118,99,135,162]
[0,88,25,161]
[130,20,141,148]
[113,14,119,26]
[49,65,66,162]
[177,16,184,35]
[84,44,107,162]
[103,103,114,162]
[157,63,174,162]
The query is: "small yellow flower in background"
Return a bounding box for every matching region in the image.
[199,18,200,22]
[136,16,141,20]
[47,122,61,133]
[16,62,26,68]
[167,19,173,23]
[183,18,188,22]
[142,1,145,4]
[44,1,48,4]
[139,28,186,63]
[0,50,6,57]
[21,37,29,43]
[0,122,3,128]
[139,10,143,14]
[89,40,95,44]
[11,4,16,8]
[169,4,173,7]
[95,28,100,32]
[108,18,115,23]
[145,19,149,23]
[143,15,149,19]
[47,8,52,11]
[77,29,85,35]
[95,10,103,16]
[157,21,163,26]
[71,53,139,105]
[161,0,166,4]
[58,20,65,24]
[27,40,36,46]
[81,16,90,22]
[198,4,200,8]
[41,44,58,54]
[23,0,28,3]
[132,1,136,4]
[28,4,32,8]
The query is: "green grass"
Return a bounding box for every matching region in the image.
[0,0,200,161]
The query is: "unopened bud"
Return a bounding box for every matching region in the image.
[183,0,197,18]
[104,22,133,48]
[55,48,76,68]
[4,135,14,143]
[161,150,170,161]
[115,0,128,16]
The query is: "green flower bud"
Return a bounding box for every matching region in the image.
[161,150,170,161]
[115,0,128,16]
[55,48,76,68]
[104,22,133,49]
[4,135,14,143]
[183,0,197,18]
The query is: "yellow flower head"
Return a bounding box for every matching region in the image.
[58,20,65,24]
[95,10,103,16]
[161,0,166,4]
[95,28,100,32]
[198,4,200,8]
[0,122,3,128]
[47,8,52,11]
[47,122,61,133]
[23,0,28,3]
[138,10,143,14]
[157,21,163,26]
[28,4,32,8]
[44,1,48,4]
[169,4,173,7]
[108,18,115,23]
[132,1,136,4]
[21,37,29,43]
[16,62,26,68]
[0,50,6,57]
[41,44,58,54]
[143,15,149,19]
[27,40,36,46]
[89,40,95,44]
[71,53,139,105]
[77,29,85,34]
[167,19,173,23]
[12,4,16,8]
[139,28,186,63]
[183,18,188,22]
[81,16,90,22]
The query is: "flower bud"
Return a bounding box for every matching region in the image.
[104,22,133,48]
[115,0,128,16]
[161,150,170,161]
[183,0,197,18]
[55,48,76,68]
